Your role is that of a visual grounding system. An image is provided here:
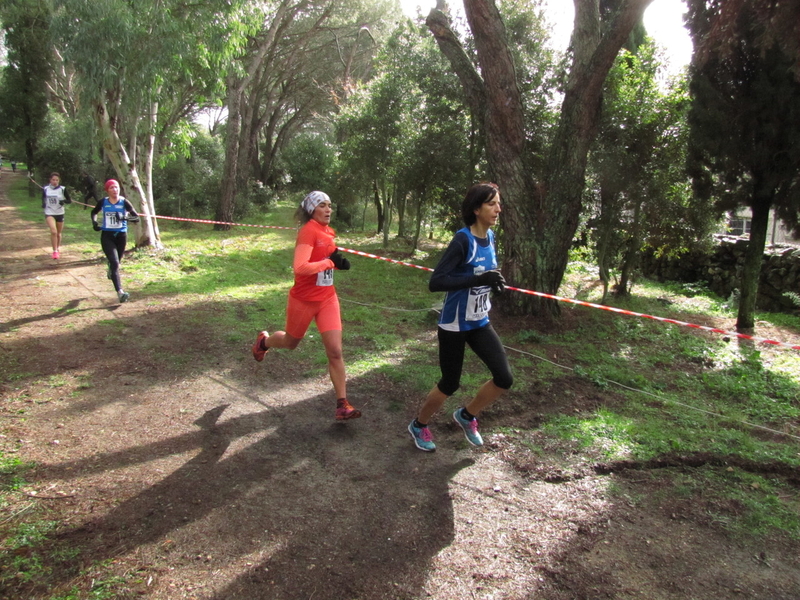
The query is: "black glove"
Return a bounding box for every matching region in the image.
[58,200,66,206]
[125,214,140,223]
[328,249,350,271]
[472,270,505,290]
[92,221,101,231]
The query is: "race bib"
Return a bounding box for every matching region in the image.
[466,287,491,321]
[316,268,334,287]
[104,211,124,230]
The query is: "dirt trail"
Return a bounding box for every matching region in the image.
[1,171,799,600]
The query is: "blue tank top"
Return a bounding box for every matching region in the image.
[98,198,128,232]
[438,227,498,332]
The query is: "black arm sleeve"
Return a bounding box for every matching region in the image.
[90,201,102,219]
[123,199,139,217]
[429,232,480,292]
[63,188,72,203]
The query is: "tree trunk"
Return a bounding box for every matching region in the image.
[617,199,642,296]
[381,181,393,248]
[94,98,162,249]
[596,184,618,304]
[396,185,407,238]
[217,86,241,227]
[412,192,424,251]
[373,180,384,234]
[142,97,162,244]
[736,195,771,330]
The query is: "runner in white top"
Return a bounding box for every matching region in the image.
[40,172,72,259]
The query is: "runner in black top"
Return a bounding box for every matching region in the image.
[408,183,513,452]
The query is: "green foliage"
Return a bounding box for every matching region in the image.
[686,1,800,229]
[782,291,800,309]
[334,20,479,235]
[31,113,96,189]
[153,129,230,218]
[280,133,338,193]
[0,0,52,167]
[587,40,716,298]
[52,0,255,109]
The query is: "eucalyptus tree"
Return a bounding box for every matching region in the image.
[51,0,252,247]
[215,0,396,227]
[426,0,654,317]
[686,0,800,330]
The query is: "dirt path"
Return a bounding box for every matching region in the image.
[1,171,799,599]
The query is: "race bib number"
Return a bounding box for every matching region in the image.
[466,287,491,321]
[103,212,124,230]
[47,195,60,207]
[316,268,334,287]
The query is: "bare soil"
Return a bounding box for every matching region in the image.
[1,171,799,600]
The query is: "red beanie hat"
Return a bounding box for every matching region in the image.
[105,179,119,191]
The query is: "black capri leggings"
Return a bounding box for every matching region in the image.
[436,324,513,396]
[100,230,127,292]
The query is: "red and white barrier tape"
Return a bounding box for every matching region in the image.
[143,212,297,231]
[79,204,800,351]
[335,247,800,351]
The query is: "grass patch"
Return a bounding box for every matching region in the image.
[0,453,33,492]
[663,469,800,540]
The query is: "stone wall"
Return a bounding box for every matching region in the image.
[639,236,800,313]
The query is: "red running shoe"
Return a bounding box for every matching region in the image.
[252,331,269,362]
[335,398,362,420]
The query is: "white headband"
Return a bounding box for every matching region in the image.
[302,191,330,215]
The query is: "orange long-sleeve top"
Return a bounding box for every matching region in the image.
[289,219,337,301]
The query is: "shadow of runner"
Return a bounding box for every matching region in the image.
[0,298,91,333]
[28,401,473,599]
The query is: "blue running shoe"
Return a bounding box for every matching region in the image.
[408,420,436,452]
[453,409,483,446]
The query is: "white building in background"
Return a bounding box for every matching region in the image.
[724,209,800,246]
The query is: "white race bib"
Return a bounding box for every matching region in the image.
[466,287,491,321]
[316,268,334,287]
[104,211,125,230]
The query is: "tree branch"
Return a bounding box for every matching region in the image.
[425,6,486,118]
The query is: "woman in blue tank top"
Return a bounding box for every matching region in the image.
[90,179,139,303]
[408,183,513,452]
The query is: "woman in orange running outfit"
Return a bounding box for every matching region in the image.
[251,191,361,420]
